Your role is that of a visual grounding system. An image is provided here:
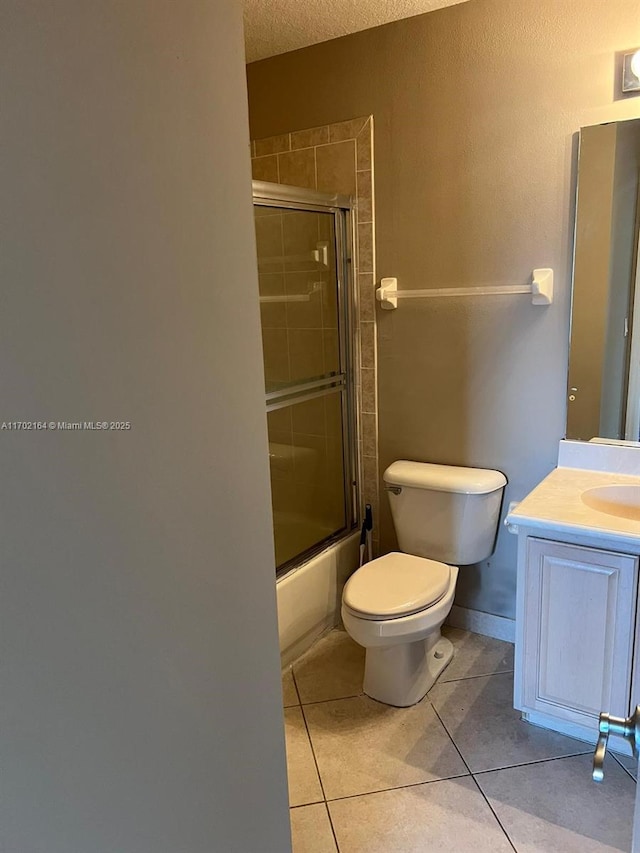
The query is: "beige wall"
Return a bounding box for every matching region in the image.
[1,1,290,850]
[247,0,640,619]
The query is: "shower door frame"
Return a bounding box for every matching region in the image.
[253,180,359,577]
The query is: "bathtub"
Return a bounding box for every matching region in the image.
[277,531,360,666]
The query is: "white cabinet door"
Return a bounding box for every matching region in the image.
[519,538,637,728]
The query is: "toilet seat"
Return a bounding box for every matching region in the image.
[343,552,451,620]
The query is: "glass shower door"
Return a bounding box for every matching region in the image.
[254,189,355,573]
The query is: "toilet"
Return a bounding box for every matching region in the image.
[342,460,506,707]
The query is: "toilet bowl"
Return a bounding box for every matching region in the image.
[342,552,459,706]
[342,461,506,707]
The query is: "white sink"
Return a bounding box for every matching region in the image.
[581,484,640,521]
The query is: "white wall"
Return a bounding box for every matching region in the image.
[0,2,291,851]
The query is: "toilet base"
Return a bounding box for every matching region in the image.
[363,631,454,707]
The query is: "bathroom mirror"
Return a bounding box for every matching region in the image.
[566,117,640,443]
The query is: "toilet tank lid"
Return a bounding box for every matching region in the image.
[383,461,507,495]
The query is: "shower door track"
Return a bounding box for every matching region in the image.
[253,181,352,212]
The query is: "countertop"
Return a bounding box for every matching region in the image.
[507,466,640,545]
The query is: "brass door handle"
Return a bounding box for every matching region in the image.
[593,706,640,782]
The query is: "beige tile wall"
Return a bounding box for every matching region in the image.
[252,117,379,552]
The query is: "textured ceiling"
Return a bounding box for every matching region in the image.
[244,0,472,63]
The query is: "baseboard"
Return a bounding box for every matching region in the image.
[446,605,515,643]
[521,709,634,758]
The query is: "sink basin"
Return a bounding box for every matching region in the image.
[581,485,640,520]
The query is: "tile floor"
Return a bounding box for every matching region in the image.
[282,626,637,852]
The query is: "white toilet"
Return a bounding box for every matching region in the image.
[342,460,506,707]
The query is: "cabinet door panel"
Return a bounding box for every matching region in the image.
[522,538,637,726]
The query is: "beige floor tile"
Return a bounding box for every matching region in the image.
[429,672,591,773]
[439,626,514,682]
[303,694,468,800]
[285,707,324,807]
[293,629,365,704]
[290,804,338,853]
[477,753,635,852]
[612,751,638,781]
[328,776,514,853]
[282,667,300,707]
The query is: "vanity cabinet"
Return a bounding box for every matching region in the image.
[515,531,639,744]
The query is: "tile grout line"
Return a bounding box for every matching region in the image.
[436,668,515,685]
[295,702,326,800]
[469,774,519,853]
[605,750,637,782]
[430,701,518,853]
[322,801,341,853]
[290,665,302,707]
[289,799,324,810]
[470,749,596,775]
[468,748,618,853]
[291,668,515,710]
[296,690,364,707]
[292,668,342,852]
[320,771,472,805]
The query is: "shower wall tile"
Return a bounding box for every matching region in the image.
[271,476,297,513]
[252,154,279,183]
[258,272,285,297]
[292,397,327,436]
[357,222,374,273]
[360,368,376,415]
[253,116,379,540]
[362,454,379,507]
[357,123,372,171]
[289,329,325,381]
[268,432,295,479]
[285,272,323,329]
[260,300,287,330]
[322,328,340,375]
[262,328,291,386]
[321,276,338,329]
[358,273,375,322]
[278,148,317,190]
[329,117,368,142]
[361,412,377,458]
[291,125,329,149]
[292,433,326,482]
[316,140,357,196]
[255,212,284,266]
[356,170,373,223]
[282,210,320,257]
[325,394,343,437]
[255,132,291,157]
[360,321,375,370]
[268,406,293,435]
[259,273,287,329]
[317,211,334,244]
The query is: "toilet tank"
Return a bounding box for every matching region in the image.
[383,461,507,565]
